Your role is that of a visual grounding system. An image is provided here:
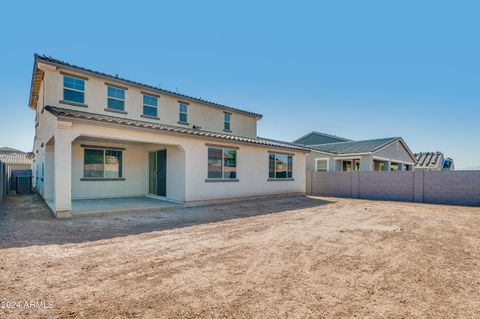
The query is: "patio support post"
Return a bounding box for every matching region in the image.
[53,122,75,218]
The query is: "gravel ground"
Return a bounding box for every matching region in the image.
[1,194,480,318]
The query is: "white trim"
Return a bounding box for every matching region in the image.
[333,152,371,157]
[334,156,361,160]
[373,156,390,162]
[269,153,294,179]
[206,146,238,180]
[314,157,330,172]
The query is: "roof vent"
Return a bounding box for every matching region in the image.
[193,125,202,130]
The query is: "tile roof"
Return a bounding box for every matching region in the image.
[293,131,352,145]
[309,137,399,155]
[0,153,32,165]
[34,54,263,119]
[414,152,444,169]
[0,147,25,154]
[44,106,309,152]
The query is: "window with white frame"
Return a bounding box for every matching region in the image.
[63,75,85,103]
[224,112,231,131]
[207,147,237,179]
[269,153,293,179]
[179,102,188,123]
[84,148,123,178]
[315,158,329,172]
[143,94,158,117]
[107,86,125,111]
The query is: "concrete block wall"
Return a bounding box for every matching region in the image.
[309,171,480,206]
[423,171,480,206]
[358,171,415,202]
[413,171,424,203]
[311,171,352,198]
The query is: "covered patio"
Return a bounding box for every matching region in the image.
[40,129,187,218]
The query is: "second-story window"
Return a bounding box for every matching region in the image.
[224,113,231,131]
[63,76,85,104]
[107,86,125,111]
[143,94,158,117]
[179,102,188,123]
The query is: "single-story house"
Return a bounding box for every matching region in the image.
[29,54,309,218]
[414,152,454,171]
[294,132,416,172]
[0,147,32,171]
[0,147,33,193]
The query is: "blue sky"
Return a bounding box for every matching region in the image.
[0,1,479,168]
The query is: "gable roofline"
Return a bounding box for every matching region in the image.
[29,54,263,119]
[293,131,352,144]
[307,136,415,161]
[308,137,398,154]
[44,106,309,152]
[372,137,416,162]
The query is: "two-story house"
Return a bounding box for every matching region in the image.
[29,54,309,218]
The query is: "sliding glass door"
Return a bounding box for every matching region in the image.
[148,150,167,196]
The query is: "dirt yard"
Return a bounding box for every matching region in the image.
[1,194,480,318]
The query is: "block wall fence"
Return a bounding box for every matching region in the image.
[307,171,480,206]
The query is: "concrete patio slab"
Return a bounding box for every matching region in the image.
[70,196,182,217]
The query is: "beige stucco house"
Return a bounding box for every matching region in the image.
[294,132,416,172]
[29,54,309,217]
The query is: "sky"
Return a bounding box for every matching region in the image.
[0,1,479,169]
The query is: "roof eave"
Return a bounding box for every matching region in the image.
[46,106,307,152]
[28,54,40,109]
[36,55,263,119]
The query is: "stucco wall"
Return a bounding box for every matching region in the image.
[375,140,415,164]
[305,151,335,172]
[47,120,305,206]
[38,63,258,138]
[71,141,147,199]
[184,142,306,201]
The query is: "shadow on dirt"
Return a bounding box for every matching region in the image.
[0,193,334,249]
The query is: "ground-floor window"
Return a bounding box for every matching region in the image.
[269,153,293,179]
[207,147,237,179]
[315,158,329,172]
[84,148,123,178]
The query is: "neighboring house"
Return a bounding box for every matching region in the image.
[29,54,309,217]
[293,131,352,145]
[0,147,32,171]
[295,132,416,172]
[414,152,454,171]
[0,147,33,192]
